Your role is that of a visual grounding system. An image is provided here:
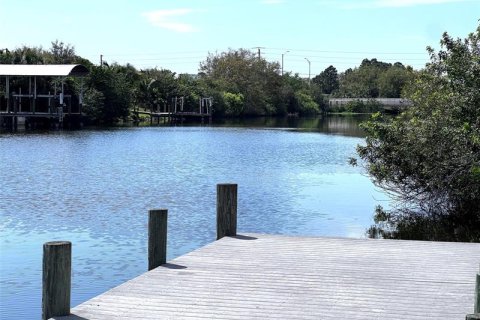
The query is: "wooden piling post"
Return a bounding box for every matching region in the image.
[475,272,480,313]
[466,271,480,319]
[216,183,237,240]
[42,241,71,320]
[148,209,168,271]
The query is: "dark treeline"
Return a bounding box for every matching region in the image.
[0,41,413,124]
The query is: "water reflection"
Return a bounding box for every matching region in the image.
[213,114,370,137]
[0,116,388,318]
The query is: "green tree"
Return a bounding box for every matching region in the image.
[47,40,76,64]
[222,92,245,116]
[378,63,413,98]
[294,90,320,115]
[337,59,414,99]
[84,64,133,124]
[355,25,480,241]
[199,49,282,116]
[0,48,14,64]
[278,73,317,115]
[338,59,391,98]
[82,88,105,121]
[9,46,46,64]
[312,65,339,94]
[136,68,179,113]
[177,73,206,112]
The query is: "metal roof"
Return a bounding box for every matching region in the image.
[0,64,89,76]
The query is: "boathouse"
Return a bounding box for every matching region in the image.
[0,64,89,131]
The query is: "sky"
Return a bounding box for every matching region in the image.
[0,0,478,77]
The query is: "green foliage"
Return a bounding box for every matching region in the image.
[84,65,133,124]
[199,49,284,116]
[312,65,339,94]
[136,68,178,112]
[0,41,90,66]
[309,84,329,113]
[294,90,320,115]
[47,40,77,64]
[82,88,105,121]
[357,25,480,241]
[222,92,245,116]
[278,73,316,115]
[378,64,414,98]
[337,59,412,99]
[177,73,204,112]
[0,42,417,123]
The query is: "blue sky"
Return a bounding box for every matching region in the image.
[0,0,478,76]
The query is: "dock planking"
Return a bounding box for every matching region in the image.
[54,233,480,320]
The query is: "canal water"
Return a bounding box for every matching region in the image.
[0,115,389,318]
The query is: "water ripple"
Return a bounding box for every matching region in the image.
[0,121,389,318]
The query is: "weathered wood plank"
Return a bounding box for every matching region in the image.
[54,234,480,320]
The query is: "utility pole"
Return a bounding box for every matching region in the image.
[252,47,265,59]
[305,58,311,85]
[100,54,103,67]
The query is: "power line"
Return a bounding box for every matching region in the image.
[252,47,266,59]
[265,53,428,62]
[263,47,427,55]
[105,56,206,62]
[85,46,428,74]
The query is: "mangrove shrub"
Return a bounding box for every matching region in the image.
[356,25,480,241]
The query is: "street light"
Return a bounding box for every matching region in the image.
[281,50,289,76]
[304,58,311,85]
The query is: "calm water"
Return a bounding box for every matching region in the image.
[0,115,388,319]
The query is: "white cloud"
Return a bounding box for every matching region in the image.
[374,0,471,7]
[338,0,472,9]
[143,9,197,33]
[261,0,286,4]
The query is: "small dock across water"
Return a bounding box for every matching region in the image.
[43,184,480,320]
[133,97,213,124]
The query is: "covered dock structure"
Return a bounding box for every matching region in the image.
[0,64,89,131]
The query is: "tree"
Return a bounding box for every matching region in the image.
[279,73,310,115]
[222,92,245,116]
[177,73,205,112]
[312,65,339,94]
[135,68,178,113]
[354,24,480,241]
[84,64,133,124]
[199,49,282,116]
[336,58,413,99]
[8,45,46,64]
[294,90,320,115]
[378,64,413,98]
[48,40,76,64]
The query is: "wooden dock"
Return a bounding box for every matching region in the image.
[54,234,479,320]
[42,184,479,320]
[133,96,213,124]
[133,110,212,125]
